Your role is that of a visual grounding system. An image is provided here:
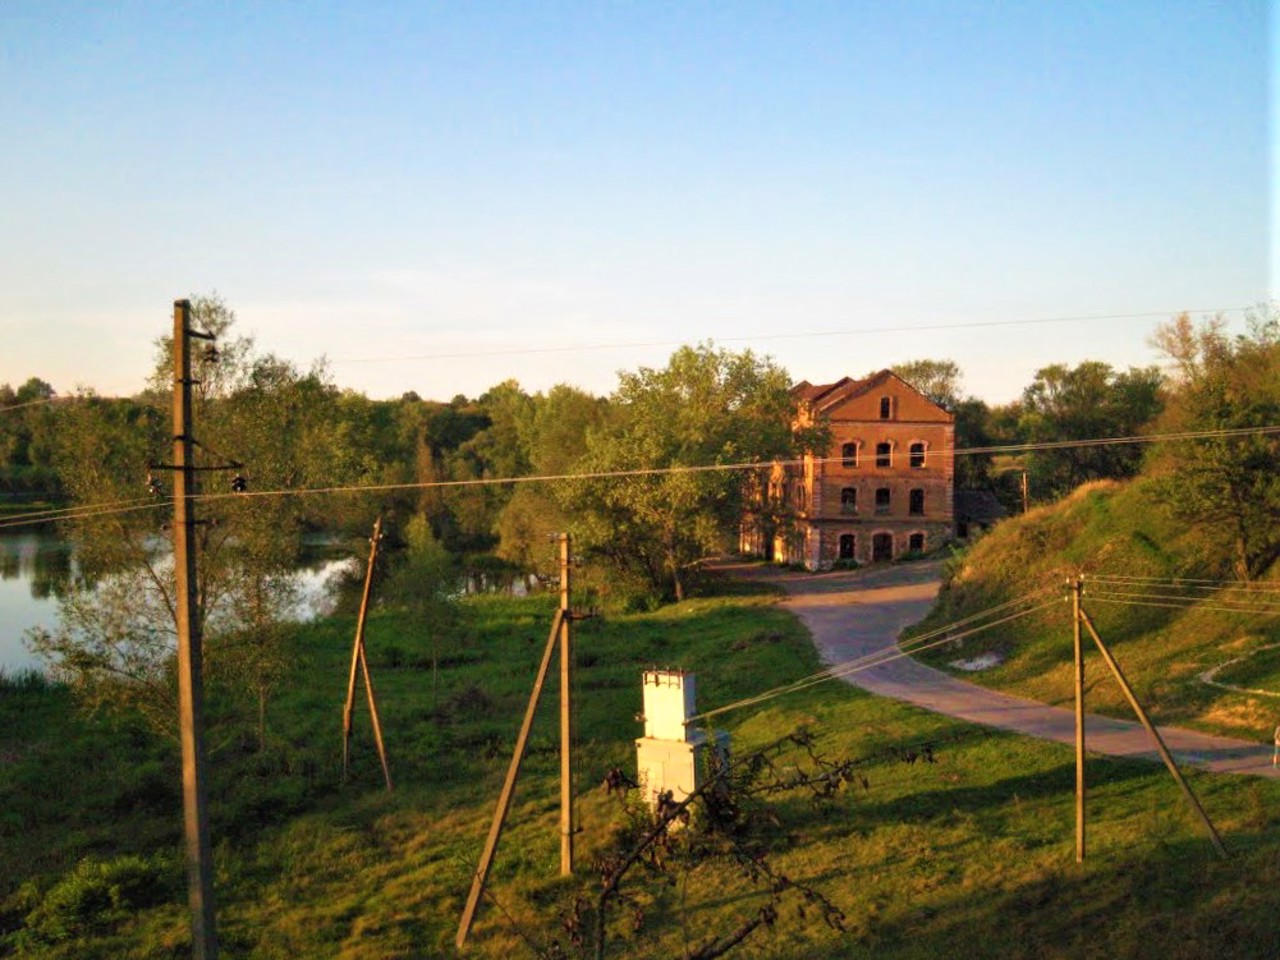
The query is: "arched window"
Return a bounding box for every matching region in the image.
[841,441,859,468]
[909,489,925,515]
[908,532,925,553]
[879,396,892,419]
[876,442,892,468]
[840,487,857,514]
[909,441,926,468]
[838,534,856,559]
[875,487,891,515]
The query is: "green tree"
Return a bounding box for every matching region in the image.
[496,384,608,577]
[889,359,995,488]
[1149,308,1280,579]
[383,513,459,704]
[28,294,365,743]
[889,358,963,409]
[1018,361,1164,497]
[563,345,819,602]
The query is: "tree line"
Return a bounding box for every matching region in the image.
[6,294,1275,759]
[6,300,1278,592]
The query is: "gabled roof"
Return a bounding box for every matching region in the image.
[792,369,953,420]
[790,376,866,405]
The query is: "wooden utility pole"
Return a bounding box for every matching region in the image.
[558,532,575,876]
[1071,577,1085,863]
[457,532,588,947]
[1020,470,1029,514]
[171,299,219,960]
[343,515,392,791]
[457,608,566,948]
[1078,607,1228,859]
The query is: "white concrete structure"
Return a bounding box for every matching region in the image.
[634,670,728,810]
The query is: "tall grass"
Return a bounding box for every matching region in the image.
[2,577,1279,958]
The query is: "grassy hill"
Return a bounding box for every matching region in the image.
[912,477,1280,741]
[3,575,1280,958]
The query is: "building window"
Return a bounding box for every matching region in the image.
[909,532,925,553]
[909,488,924,515]
[910,442,926,468]
[876,442,892,468]
[841,442,859,468]
[875,487,891,515]
[872,532,893,562]
[840,487,857,514]
[839,534,856,559]
[879,396,892,419]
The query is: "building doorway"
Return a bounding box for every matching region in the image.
[872,533,893,563]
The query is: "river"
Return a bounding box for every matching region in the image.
[0,532,355,675]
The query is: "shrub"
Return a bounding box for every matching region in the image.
[12,854,174,948]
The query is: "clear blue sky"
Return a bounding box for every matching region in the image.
[0,1,1270,404]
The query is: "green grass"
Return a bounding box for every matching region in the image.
[3,577,1280,958]
[912,478,1280,740]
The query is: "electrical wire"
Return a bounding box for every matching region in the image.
[2,423,1277,533]
[1086,590,1280,612]
[332,306,1253,365]
[0,395,78,415]
[1086,595,1280,617]
[1088,575,1280,592]
[686,593,1062,725]
[0,496,170,531]
[186,423,1280,509]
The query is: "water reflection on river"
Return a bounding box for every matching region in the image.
[0,532,355,675]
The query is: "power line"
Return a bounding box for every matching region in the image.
[188,422,1280,507]
[1086,595,1280,617]
[0,395,80,415]
[332,306,1253,365]
[687,594,1062,725]
[0,497,168,531]
[1089,575,1280,592]
[2,423,1277,532]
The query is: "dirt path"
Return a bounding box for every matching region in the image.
[723,560,1278,778]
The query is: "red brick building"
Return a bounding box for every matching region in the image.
[741,370,955,569]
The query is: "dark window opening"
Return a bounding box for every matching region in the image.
[839,534,856,559]
[909,489,924,515]
[879,396,892,419]
[876,442,892,468]
[872,532,893,562]
[875,487,891,515]
[841,442,858,468]
[909,533,925,553]
[840,487,857,514]
[910,442,926,468]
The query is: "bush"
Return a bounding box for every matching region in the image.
[12,854,174,949]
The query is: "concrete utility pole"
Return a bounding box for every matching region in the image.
[559,532,575,876]
[171,299,219,960]
[1021,470,1029,514]
[1072,577,1085,863]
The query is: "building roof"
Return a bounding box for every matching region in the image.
[792,369,948,416]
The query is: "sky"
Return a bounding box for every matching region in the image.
[0,1,1271,405]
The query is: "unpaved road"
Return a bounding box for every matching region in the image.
[725,560,1277,778]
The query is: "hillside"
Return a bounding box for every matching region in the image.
[4,576,1280,958]
[912,477,1280,741]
